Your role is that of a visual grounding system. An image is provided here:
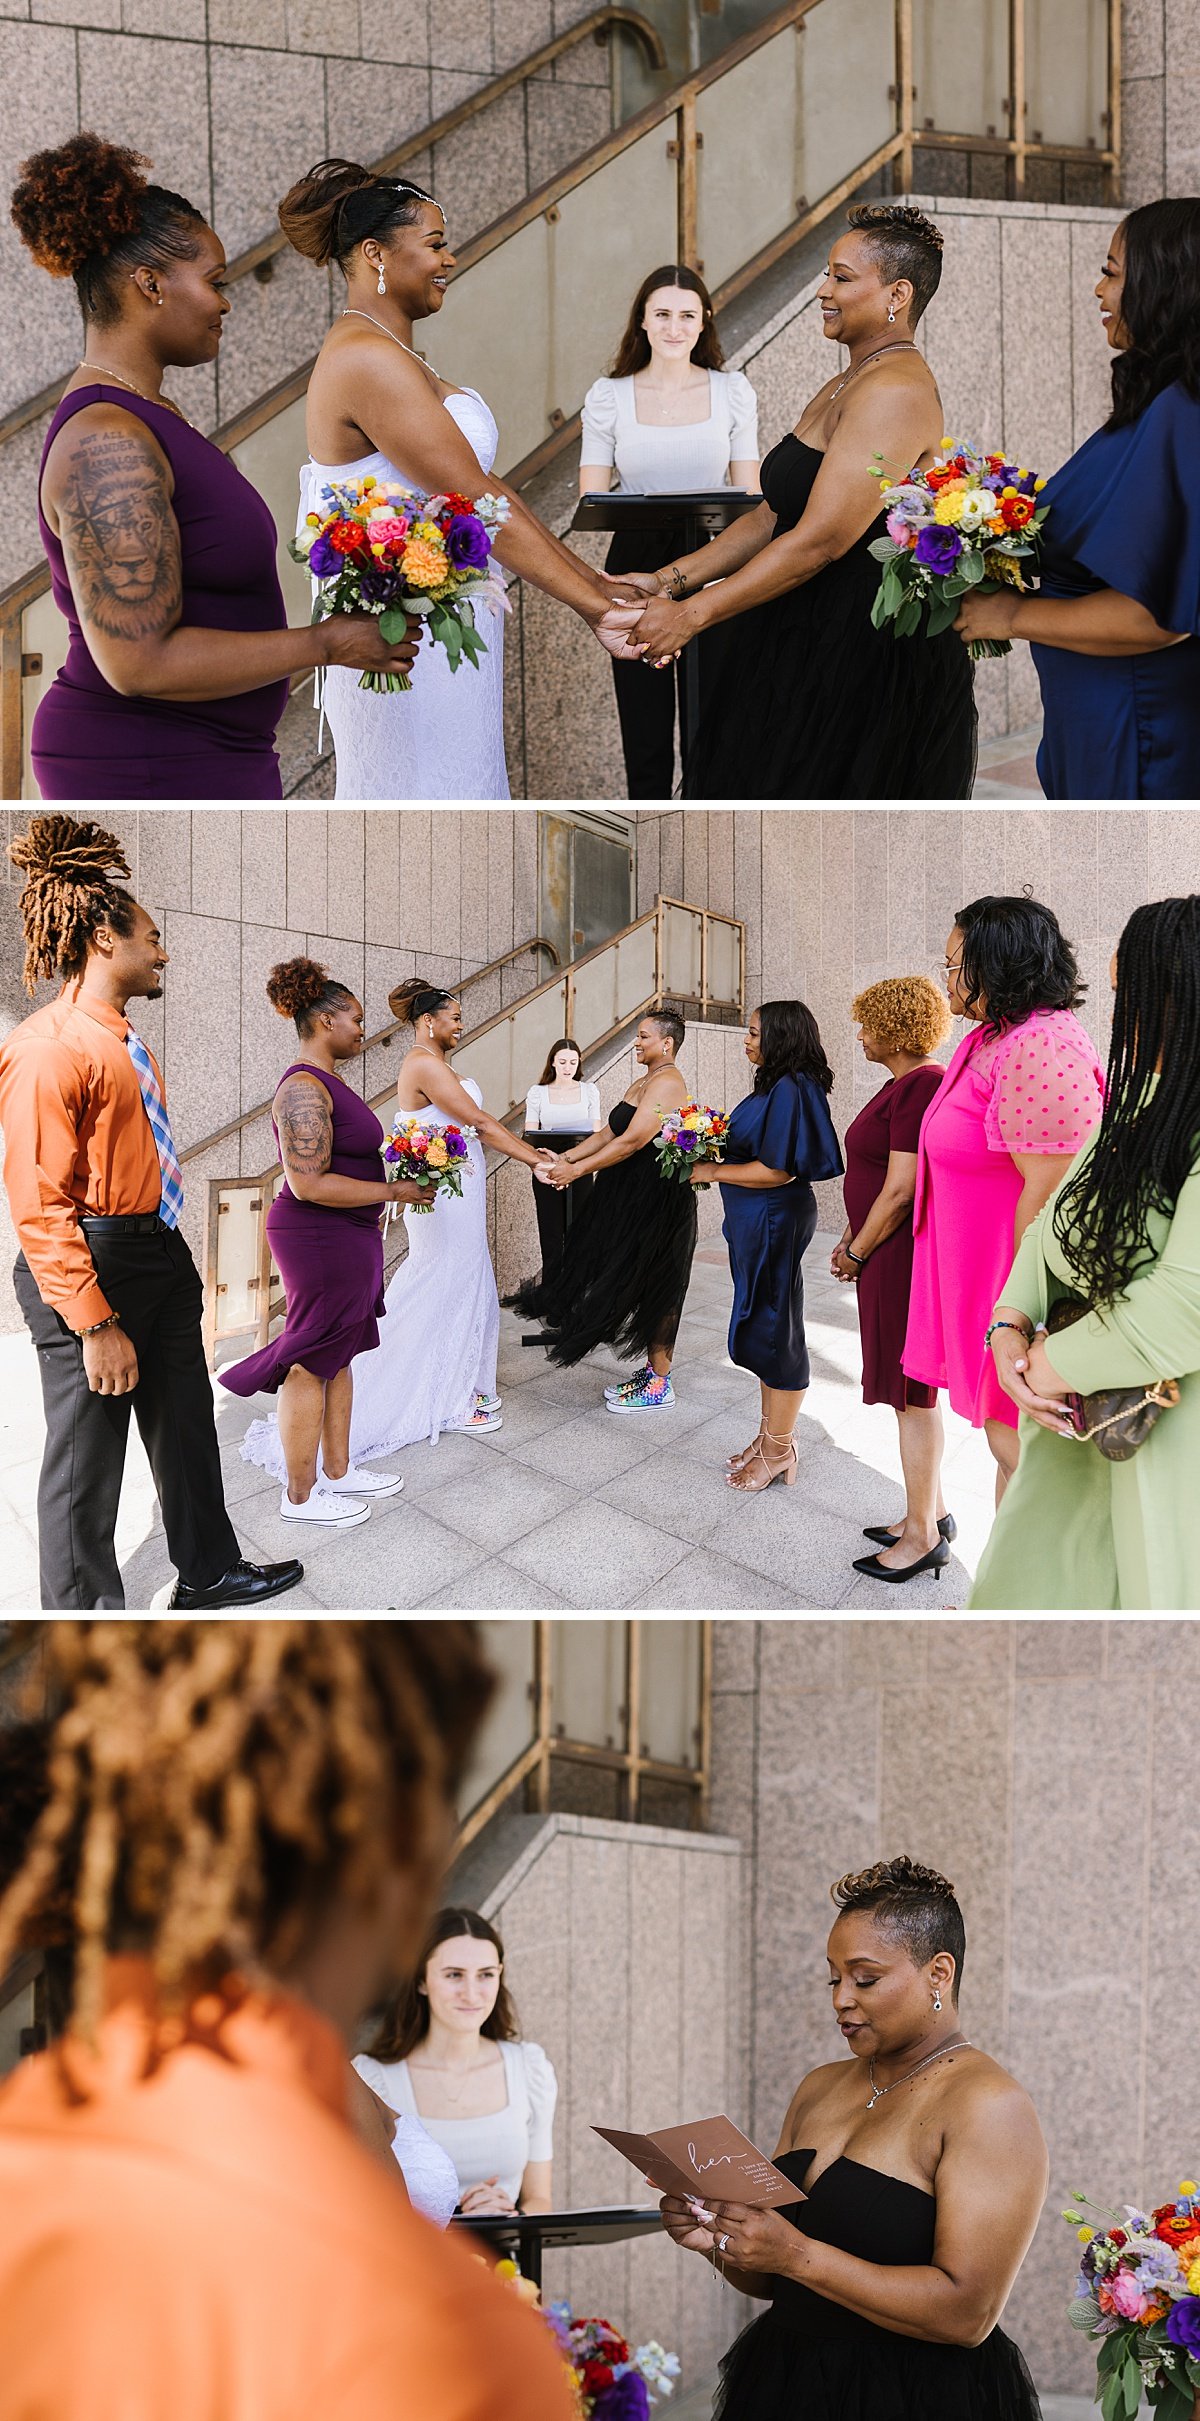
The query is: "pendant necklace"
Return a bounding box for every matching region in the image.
[77,362,194,427]
[866,2034,970,2110]
[342,308,442,380]
[830,340,919,402]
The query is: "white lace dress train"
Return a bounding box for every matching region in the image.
[300,388,510,801]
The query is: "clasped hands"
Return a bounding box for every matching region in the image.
[594,569,698,669]
[990,1322,1078,1436]
[658,2191,803,2279]
[533,1149,576,1190]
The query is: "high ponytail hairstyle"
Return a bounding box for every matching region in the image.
[266,956,355,1035]
[278,157,440,274]
[11,133,206,326]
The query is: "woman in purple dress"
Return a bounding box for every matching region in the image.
[220,959,423,1534]
[11,134,417,799]
[832,976,952,1587]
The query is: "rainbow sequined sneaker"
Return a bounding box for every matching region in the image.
[474,1391,502,1414]
[606,1372,675,1415]
[604,1363,652,1402]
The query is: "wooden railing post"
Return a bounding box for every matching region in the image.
[894,0,914,193]
[678,90,701,268]
[1107,0,1122,202]
[1008,0,1027,199]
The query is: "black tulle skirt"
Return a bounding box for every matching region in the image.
[715,2308,1043,2421]
[506,1137,698,1366]
[683,435,978,802]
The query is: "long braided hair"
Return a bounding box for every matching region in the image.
[0,1620,494,2043]
[1052,897,1200,1307]
[7,814,138,994]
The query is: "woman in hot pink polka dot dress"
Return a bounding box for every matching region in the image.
[903,895,1105,1500]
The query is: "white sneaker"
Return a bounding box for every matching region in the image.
[280,1487,371,1527]
[605,1363,651,1401]
[322,1464,404,1498]
[474,1391,502,1414]
[449,1406,503,1433]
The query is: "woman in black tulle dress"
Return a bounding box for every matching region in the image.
[505,1008,697,1412]
[617,206,977,800]
[660,1857,1046,2421]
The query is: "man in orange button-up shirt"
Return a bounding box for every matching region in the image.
[0,1620,578,2421]
[0,814,302,1611]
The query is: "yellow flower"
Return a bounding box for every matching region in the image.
[680,1110,701,1129]
[934,491,967,525]
[983,550,1029,590]
[426,1138,448,1167]
[1179,2181,1198,2196]
[1077,2227,1094,2245]
[403,535,449,591]
[1186,2254,1200,2295]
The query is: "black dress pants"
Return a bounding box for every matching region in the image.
[14,1224,240,1610]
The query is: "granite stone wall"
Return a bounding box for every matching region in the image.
[461,1808,748,2390]
[1120,0,1200,205]
[708,1615,1200,2394]
[0,0,612,582]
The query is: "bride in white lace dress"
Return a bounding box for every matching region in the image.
[278,160,643,800]
[238,979,552,1482]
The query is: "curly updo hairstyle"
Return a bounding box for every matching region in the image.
[11,133,206,327]
[388,975,457,1026]
[278,157,440,274]
[266,956,356,1036]
[831,1855,966,1998]
[8,814,139,994]
[610,262,724,377]
[851,974,953,1060]
[1107,197,1200,430]
[846,202,945,325]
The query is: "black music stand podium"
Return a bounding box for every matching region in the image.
[518,1126,591,1347]
[449,2202,662,2291]
[572,489,761,770]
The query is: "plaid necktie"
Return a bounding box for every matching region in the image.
[124,1030,185,1231]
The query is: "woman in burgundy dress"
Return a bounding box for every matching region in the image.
[220,960,423,1534]
[11,134,417,799]
[832,976,953,1586]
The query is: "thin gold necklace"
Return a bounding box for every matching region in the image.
[77,362,193,427]
[830,339,918,402]
[866,2034,970,2109]
[341,308,441,380]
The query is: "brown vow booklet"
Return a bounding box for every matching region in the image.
[592,2116,804,2209]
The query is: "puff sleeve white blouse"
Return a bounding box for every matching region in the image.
[357,2039,558,2207]
[580,368,759,493]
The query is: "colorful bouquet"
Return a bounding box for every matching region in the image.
[655,1103,730,1183]
[292,473,511,692]
[1063,2180,1200,2421]
[381,1113,471,1217]
[545,2301,681,2421]
[867,439,1049,658]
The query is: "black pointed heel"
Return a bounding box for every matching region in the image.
[862,1513,956,1547]
[851,1539,952,1586]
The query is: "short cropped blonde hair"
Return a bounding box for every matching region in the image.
[851,974,951,1058]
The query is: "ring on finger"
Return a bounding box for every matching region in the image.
[718,2231,731,2253]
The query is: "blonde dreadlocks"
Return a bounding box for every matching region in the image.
[7,813,137,995]
[0,1620,494,2041]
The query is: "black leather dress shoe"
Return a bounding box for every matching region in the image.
[169,1558,304,1609]
[862,1512,957,1546]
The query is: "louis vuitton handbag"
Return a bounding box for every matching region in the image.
[1043,1297,1180,1461]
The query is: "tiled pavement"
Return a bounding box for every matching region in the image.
[972,720,1044,798]
[0,1234,999,1614]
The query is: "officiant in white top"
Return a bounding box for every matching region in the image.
[580,264,760,798]
[355,1907,557,2218]
[525,1038,603,1287]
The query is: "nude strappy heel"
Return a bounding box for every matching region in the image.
[726,1424,765,1473]
[728,1429,798,1492]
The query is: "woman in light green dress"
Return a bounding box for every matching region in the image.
[971,896,1200,1611]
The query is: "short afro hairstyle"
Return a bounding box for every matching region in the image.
[851,973,952,1058]
[830,1855,966,1999]
[846,202,945,325]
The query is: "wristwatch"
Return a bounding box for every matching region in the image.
[844,1245,867,1268]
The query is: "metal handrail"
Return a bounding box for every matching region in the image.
[179,932,561,1166]
[201,892,745,1364]
[0,6,666,456]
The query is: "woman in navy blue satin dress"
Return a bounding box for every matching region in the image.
[703,1000,842,1494]
[956,199,1200,798]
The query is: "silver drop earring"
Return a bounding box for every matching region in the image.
[932,1987,942,2012]
[377,261,387,296]
[888,304,896,324]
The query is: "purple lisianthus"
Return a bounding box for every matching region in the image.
[447,512,491,569]
[1166,2297,1200,2359]
[307,532,341,578]
[913,523,964,574]
[677,1130,696,1150]
[593,2378,651,2421]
